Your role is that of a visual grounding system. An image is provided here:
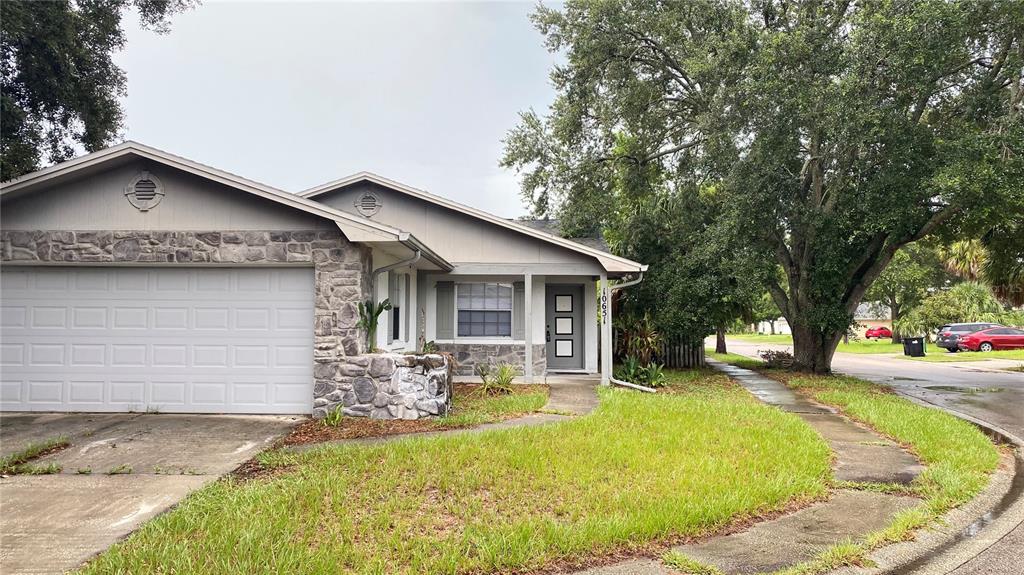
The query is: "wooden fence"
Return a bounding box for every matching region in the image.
[608,330,705,369]
[656,337,705,368]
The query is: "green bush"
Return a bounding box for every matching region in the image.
[477,361,519,395]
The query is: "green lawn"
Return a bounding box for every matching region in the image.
[727,334,903,355]
[730,333,794,344]
[897,349,1024,363]
[835,340,903,354]
[706,350,765,370]
[81,371,831,575]
[434,385,549,427]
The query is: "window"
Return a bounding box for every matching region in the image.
[388,272,409,344]
[457,283,512,337]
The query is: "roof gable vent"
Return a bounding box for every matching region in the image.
[124,171,165,211]
[354,191,382,217]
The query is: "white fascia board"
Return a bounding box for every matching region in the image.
[299,171,647,274]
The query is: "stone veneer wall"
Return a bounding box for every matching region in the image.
[0,229,374,411]
[313,353,451,419]
[437,343,547,377]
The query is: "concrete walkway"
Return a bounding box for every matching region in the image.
[576,361,925,575]
[288,379,599,452]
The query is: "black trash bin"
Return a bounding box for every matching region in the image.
[903,337,926,357]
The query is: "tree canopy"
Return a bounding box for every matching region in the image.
[1,0,194,179]
[503,0,1023,372]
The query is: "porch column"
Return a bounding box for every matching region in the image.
[600,273,611,385]
[524,272,533,383]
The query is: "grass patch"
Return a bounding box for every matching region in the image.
[280,384,549,446]
[433,385,548,427]
[785,374,998,512]
[663,550,724,574]
[81,373,831,575]
[107,464,133,475]
[730,333,794,344]
[772,540,869,575]
[0,435,69,475]
[727,334,904,355]
[835,340,903,354]
[897,349,1024,362]
[705,350,764,370]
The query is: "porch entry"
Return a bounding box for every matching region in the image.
[545,284,584,370]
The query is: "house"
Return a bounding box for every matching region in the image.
[0,142,646,416]
[755,302,893,338]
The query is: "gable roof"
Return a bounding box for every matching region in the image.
[0,142,452,271]
[298,172,647,274]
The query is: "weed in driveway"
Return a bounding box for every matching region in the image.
[0,435,70,475]
[107,464,133,475]
[663,551,724,574]
[77,467,93,475]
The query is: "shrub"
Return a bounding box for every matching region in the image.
[356,298,392,351]
[759,349,795,368]
[614,355,643,382]
[321,406,343,427]
[641,363,666,387]
[477,361,519,395]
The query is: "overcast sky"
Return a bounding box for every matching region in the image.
[115,1,558,217]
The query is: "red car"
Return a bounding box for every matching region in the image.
[958,327,1024,352]
[864,326,892,339]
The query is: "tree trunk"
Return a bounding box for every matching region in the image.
[790,322,841,374]
[890,303,902,343]
[769,320,776,335]
[715,326,728,354]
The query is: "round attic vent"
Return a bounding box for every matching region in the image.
[124,171,165,211]
[354,191,382,217]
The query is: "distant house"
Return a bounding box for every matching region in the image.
[755,302,892,337]
[0,142,646,415]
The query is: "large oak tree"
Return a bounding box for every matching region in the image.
[503,0,1023,373]
[1,0,194,179]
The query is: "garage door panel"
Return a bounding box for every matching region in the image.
[1,267,313,414]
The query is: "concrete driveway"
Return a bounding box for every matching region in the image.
[0,412,299,575]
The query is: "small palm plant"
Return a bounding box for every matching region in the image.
[356,298,391,351]
[477,361,518,394]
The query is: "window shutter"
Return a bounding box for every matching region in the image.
[436,281,454,339]
[513,281,525,340]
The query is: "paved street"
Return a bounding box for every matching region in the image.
[721,337,1024,575]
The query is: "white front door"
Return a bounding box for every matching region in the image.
[0,267,313,414]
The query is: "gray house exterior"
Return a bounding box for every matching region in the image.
[0,142,645,416]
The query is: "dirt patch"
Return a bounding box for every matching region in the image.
[230,457,294,482]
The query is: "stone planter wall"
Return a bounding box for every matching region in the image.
[314,353,451,419]
[437,342,546,377]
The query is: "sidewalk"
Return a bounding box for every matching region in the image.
[577,360,925,575]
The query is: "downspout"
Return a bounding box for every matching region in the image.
[370,250,421,295]
[607,273,657,393]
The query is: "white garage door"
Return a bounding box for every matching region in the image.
[0,267,314,414]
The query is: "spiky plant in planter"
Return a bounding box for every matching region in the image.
[356,298,391,352]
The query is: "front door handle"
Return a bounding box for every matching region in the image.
[546,325,550,342]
